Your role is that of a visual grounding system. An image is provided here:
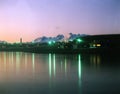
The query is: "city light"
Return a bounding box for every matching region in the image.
[48,41,52,45]
[96,44,101,47]
[77,39,82,43]
[48,41,56,45]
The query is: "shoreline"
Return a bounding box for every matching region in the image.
[0,47,119,54]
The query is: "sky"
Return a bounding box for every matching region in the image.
[0,0,120,42]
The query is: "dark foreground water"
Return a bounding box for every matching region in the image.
[0,52,119,94]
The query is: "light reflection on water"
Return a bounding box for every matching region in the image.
[78,54,81,87]
[0,52,83,94]
[0,52,119,94]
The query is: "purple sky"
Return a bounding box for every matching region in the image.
[0,0,120,42]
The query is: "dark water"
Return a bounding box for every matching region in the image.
[0,52,119,94]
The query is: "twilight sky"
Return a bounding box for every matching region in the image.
[0,0,120,42]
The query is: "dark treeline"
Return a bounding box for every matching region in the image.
[0,34,120,54]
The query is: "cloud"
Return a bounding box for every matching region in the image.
[34,33,89,43]
[68,33,87,41]
[34,34,64,43]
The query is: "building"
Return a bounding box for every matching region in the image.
[20,38,22,44]
[76,34,120,49]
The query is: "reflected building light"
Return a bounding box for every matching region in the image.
[93,56,96,64]
[0,53,2,62]
[4,52,6,63]
[90,55,101,67]
[11,52,14,64]
[65,57,67,76]
[9,52,12,63]
[16,52,20,63]
[8,52,10,62]
[4,52,6,71]
[11,52,14,71]
[97,55,101,65]
[16,52,20,73]
[32,53,35,74]
[61,61,63,72]
[78,54,82,86]
[49,54,52,78]
[53,54,56,77]
[25,53,27,71]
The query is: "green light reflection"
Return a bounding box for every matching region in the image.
[53,54,56,77]
[32,53,35,74]
[65,57,67,76]
[78,54,81,86]
[49,54,52,78]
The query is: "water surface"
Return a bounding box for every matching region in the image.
[0,52,119,94]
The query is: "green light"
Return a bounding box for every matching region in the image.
[69,39,73,42]
[53,41,56,43]
[48,41,56,45]
[48,41,52,45]
[77,39,82,42]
